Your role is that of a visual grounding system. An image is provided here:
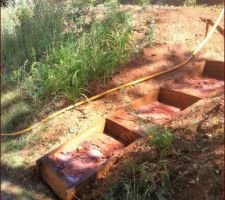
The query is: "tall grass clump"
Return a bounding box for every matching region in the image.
[2,0,66,86]
[23,7,136,101]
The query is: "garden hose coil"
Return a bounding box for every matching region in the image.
[1,7,224,137]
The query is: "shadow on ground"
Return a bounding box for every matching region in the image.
[1,163,59,200]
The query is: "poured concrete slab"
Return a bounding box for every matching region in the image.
[168,77,224,98]
[168,59,224,98]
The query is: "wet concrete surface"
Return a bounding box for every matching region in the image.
[47,134,124,187]
[113,101,181,134]
[168,77,224,98]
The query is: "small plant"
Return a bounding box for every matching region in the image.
[102,165,151,200]
[138,0,149,6]
[151,128,173,151]
[182,0,197,6]
[146,20,155,47]
[144,124,173,158]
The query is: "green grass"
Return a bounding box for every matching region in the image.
[130,0,220,6]
[144,124,173,158]
[146,22,155,47]
[182,0,197,6]
[1,87,36,133]
[1,89,21,110]
[1,0,152,133]
[23,7,137,101]
[2,0,65,73]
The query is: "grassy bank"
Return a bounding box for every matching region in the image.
[2,0,151,133]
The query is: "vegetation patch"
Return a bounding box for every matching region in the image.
[23,8,136,101]
[2,0,150,132]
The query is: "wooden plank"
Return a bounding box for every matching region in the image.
[36,159,69,199]
[158,87,201,110]
[105,117,141,144]
[203,59,224,80]
[128,88,159,109]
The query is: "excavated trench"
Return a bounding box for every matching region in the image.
[36,59,224,200]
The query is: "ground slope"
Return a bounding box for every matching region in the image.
[1,5,224,200]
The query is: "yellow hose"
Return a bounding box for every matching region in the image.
[1,7,224,137]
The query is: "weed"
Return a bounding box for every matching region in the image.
[1,89,21,110]
[102,165,150,200]
[145,125,173,149]
[138,0,149,6]
[147,0,201,5]
[151,128,173,152]
[2,137,28,153]
[182,0,197,6]
[143,124,173,158]
[146,20,155,47]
